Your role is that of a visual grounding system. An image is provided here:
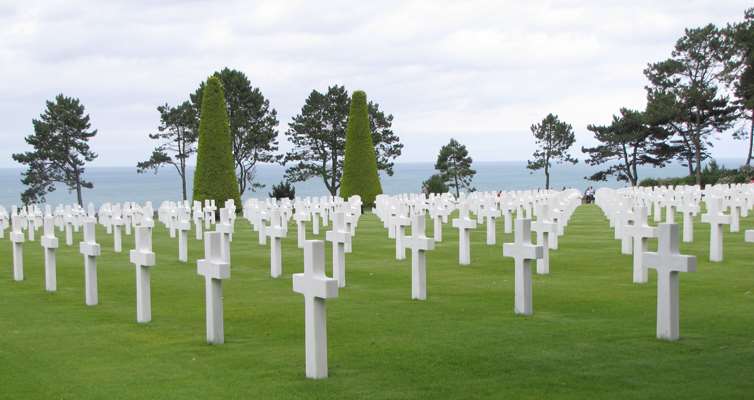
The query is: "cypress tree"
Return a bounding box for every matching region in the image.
[192,76,241,208]
[340,90,382,207]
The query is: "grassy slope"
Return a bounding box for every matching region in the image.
[0,205,752,399]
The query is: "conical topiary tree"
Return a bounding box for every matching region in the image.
[192,75,241,209]
[340,90,382,208]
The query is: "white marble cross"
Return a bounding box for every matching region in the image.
[484,204,501,245]
[325,211,349,288]
[405,214,435,300]
[64,214,74,246]
[294,209,310,249]
[216,208,233,264]
[531,204,556,275]
[268,209,286,278]
[746,229,754,244]
[130,226,156,323]
[452,205,477,265]
[10,215,25,281]
[79,217,101,306]
[197,231,230,344]
[622,206,657,284]
[41,216,59,291]
[503,218,543,315]
[292,240,339,379]
[176,208,191,263]
[700,197,731,262]
[679,201,699,243]
[112,211,124,253]
[392,214,411,260]
[642,223,696,341]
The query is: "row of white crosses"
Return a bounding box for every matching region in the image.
[373,190,581,304]
[597,183,754,263]
[593,184,754,340]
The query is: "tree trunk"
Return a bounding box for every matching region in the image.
[747,116,753,167]
[75,169,83,207]
[695,142,702,187]
[544,165,550,190]
[454,173,459,198]
[180,167,187,201]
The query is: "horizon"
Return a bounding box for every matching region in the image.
[1,1,751,168]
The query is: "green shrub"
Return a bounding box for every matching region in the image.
[192,76,241,208]
[422,174,449,194]
[269,181,296,200]
[339,90,382,207]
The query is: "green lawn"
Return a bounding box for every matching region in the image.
[1,205,753,399]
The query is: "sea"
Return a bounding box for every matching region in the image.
[0,159,745,208]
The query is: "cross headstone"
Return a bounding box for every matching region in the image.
[325,211,349,288]
[79,217,101,306]
[295,209,310,249]
[392,214,411,260]
[451,205,477,265]
[112,209,124,253]
[405,213,435,300]
[502,218,543,315]
[268,209,286,278]
[197,231,230,344]
[679,200,699,243]
[216,208,233,264]
[41,215,59,291]
[531,204,556,275]
[130,226,156,323]
[292,240,339,379]
[176,207,191,263]
[623,206,657,284]
[10,215,25,281]
[642,223,696,341]
[746,229,754,244]
[700,197,731,262]
[484,204,501,245]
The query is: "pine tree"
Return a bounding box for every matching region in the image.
[192,76,241,209]
[435,138,476,197]
[340,91,383,207]
[12,94,97,206]
[527,113,577,190]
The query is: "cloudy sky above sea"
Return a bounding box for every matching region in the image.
[0,0,750,168]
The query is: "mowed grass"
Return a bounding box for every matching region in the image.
[0,204,753,399]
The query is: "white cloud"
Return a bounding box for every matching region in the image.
[0,0,750,167]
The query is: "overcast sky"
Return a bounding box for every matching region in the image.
[0,0,750,168]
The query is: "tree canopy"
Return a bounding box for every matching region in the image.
[583,108,671,186]
[137,101,198,200]
[191,67,280,195]
[340,90,383,207]
[12,94,97,206]
[192,76,241,208]
[283,85,402,196]
[435,138,475,197]
[527,113,577,190]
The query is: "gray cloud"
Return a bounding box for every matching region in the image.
[0,0,750,167]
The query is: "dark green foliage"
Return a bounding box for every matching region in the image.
[283,85,402,196]
[435,138,475,197]
[644,24,737,185]
[191,68,280,195]
[722,8,754,165]
[638,160,754,187]
[268,181,296,200]
[527,113,577,189]
[340,91,383,207]
[192,76,241,208]
[12,94,97,206]
[137,102,198,200]
[583,108,671,186]
[422,174,449,195]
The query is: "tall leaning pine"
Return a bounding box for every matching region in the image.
[193,76,241,209]
[340,90,383,208]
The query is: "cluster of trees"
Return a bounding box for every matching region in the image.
[583,8,754,187]
[141,70,402,204]
[14,68,402,206]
